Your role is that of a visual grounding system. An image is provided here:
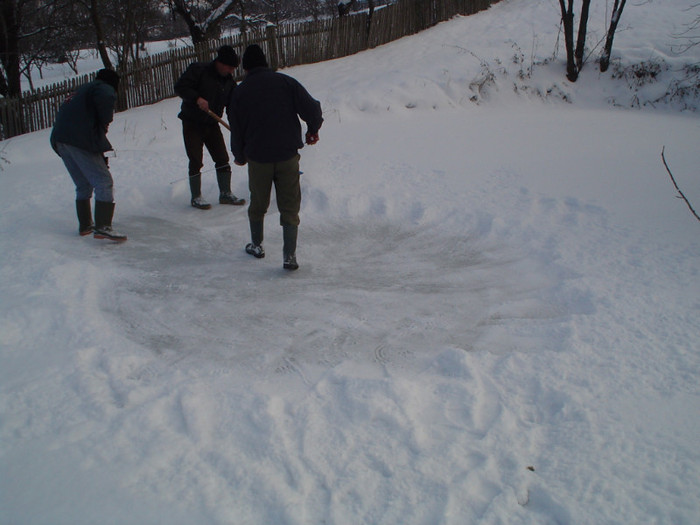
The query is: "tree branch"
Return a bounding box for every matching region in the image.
[661,146,700,222]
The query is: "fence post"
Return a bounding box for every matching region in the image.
[266,24,280,69]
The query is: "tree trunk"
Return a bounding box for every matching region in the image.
[600,0,627,72]
[559,0,578,82]
[90,0,114,69]
[338,1,355,17]
[171,0,206,44]
[575,0,591,71]
[0,0,22,97]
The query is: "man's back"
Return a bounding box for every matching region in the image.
[51,79,115,153]
[229,68,322,164]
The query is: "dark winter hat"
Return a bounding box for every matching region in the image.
[216,45,239,67]
[95,68,120,90]
[242,44,268,70]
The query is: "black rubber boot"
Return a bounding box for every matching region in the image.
[216,167,232,195]
[189,172,202,199]
[190,173,211,210]
[94,200,127,242]
[189,172,211,209]
[76,199,94,236]
[250,220,264,246]
[217,167,245,205]
[282,224,299,270]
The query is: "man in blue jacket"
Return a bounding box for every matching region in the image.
[228,45,323,270]
[175,45,245,210]
[51,68,126,241]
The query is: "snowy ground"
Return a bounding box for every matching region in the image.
[1,0,699,523]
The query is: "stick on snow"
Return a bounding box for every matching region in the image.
[661,146,700,223]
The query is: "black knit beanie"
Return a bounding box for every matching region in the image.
[95,69,120,90]
[242,45,268,70]
[216,45,239,67]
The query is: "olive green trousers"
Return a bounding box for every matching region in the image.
[247,155,301,226]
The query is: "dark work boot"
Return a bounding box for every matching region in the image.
[282,224,299,270]
[76,199,94,236]
[191,196,211,209]
[217,167,245,205]
[94,200,127,242]
[245,220,265,259]
[219,192,245,205]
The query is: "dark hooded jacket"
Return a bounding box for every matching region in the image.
[50,78,116,153]
[227,67,323,164]
[175,61,236,126]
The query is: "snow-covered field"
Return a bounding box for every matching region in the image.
[1,0,699,523]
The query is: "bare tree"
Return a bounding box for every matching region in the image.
[599,0,628,72]
[230,0,260,35]
[292,0,322,20]
[1,0,77,97]
[574,0,591,71]
[557,0,591,82]
[168,0,240,43]
[260,0,291,26]
[296,0,324,21]
[557,0,631,80]
[323,0,340,18]
[338,0,356,17]
[1,0,22,96]
[66,0,161,71]
[672,2,700,54]
[102,0,161,65]
[87,0,113,69]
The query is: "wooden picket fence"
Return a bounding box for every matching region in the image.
[0,0,499,139]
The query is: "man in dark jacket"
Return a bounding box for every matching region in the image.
[175,45,245,210]
[50,68,126,241]
[227,45,323,270]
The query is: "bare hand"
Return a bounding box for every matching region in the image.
[305,132,319,145]
[197,97,209,112]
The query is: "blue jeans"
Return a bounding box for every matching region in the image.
[56,142,114,202]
